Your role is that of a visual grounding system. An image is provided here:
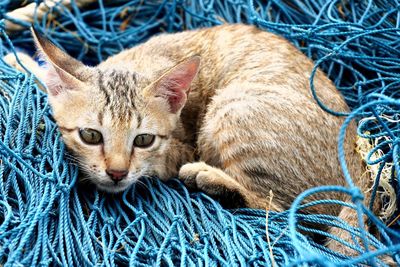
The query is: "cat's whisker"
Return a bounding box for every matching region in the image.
[79,176,93,183]
[134,179,151,192]
[65,156,86,166]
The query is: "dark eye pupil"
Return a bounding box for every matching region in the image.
[79,128,103,145]
[134,134,155,148]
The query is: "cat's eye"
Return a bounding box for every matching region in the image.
[79,128,103,145]
[133,134,155,148]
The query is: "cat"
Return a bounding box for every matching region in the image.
[7,24,385,259]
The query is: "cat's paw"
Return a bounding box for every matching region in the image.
[179,162,253,208]
[178,162,232,194]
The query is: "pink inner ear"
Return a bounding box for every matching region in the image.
[44,64,78,96]
[156,57,200,113]
[45,66,64,96]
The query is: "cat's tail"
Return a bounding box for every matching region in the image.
[327,204,396,266]
[326,144,397,266]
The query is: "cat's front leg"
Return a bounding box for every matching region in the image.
[179,161,280,210]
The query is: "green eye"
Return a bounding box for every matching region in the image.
[79,128,103,145]
[133,134,155,148]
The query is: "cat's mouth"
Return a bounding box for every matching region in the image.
[93,172,142,193]
[97,182,131,193]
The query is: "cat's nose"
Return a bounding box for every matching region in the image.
[106,169,128,183]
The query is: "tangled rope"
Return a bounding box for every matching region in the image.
[0,0,399,266]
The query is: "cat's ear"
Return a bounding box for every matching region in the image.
[31,27,88,96]
[147,56,200,113]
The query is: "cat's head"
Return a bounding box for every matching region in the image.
[32,29,200,192]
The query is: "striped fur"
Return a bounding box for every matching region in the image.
[30,24,381,256]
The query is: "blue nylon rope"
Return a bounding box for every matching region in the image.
[0,0,400,266]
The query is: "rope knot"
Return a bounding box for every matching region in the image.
[135,211,147,220]
[99,37,110,45]
[223,225,232,232]
[329,45,341,56]
[306,29,316,39]
[135,211,144,217]
[105,217,114,225]
[350,187,364,203]
[146,248,157,258]
[250,15,258,24]
[200,232,209,240]
[45,173,56,183]
[172,215,182,223]
[56,183,69,193]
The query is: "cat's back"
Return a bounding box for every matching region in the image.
[105,24,342,105]
[104,24,304,80]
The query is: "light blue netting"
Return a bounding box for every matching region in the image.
[0,0,399,266]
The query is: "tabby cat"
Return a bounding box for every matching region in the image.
[11,24,381,257]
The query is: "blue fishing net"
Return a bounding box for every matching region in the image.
[0,0,399,266]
